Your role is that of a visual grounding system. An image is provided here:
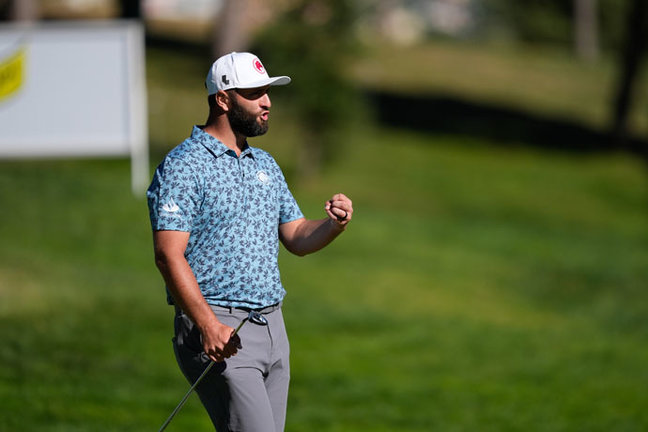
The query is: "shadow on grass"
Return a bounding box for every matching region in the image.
[368,89,648,159]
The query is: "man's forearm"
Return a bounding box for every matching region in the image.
[155,252,219,330]
[282,218,345,256]
[280,193,353,256]
[155,251,239,362]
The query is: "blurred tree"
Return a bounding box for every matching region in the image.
[212,0,250,58]
[486,0,625,53]
[119,0,141,19]
[488,0,571,45]
[597,0,627,51]
[253,0,361,179]
[0,0,9,20]
[574,0,599,61]
[611,0,647,147]
[4,0,38,20]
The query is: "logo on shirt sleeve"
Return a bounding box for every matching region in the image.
[162,198,180,213]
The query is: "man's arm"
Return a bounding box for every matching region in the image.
[153,230,239,362]
[279,193,353,256]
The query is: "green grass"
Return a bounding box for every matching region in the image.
[280,129,648,431]
[351,41,648,137]
[1,41,647,431]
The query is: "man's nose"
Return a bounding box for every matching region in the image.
[260,93,271,108]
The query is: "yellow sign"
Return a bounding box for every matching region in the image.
[0,46,25,101]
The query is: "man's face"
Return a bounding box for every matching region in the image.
[227,86,271,138]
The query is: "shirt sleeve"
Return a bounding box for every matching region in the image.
[146,156,201,232]
[275,164,304,224]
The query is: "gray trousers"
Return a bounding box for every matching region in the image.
[173,304,290,432]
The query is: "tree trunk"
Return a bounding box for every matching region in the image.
[120,0,141,19]
[611,0,647,147]
[212,0,250,59]
[9,0,38,21]
[574,0,599,61]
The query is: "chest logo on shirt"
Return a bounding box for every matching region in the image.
[162,198,180,213]
[256,170,270,184]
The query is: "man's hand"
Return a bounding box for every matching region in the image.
[153,230,242,363]
[200,321,242,363]
[325,193,353,228]
[278,193,353,256]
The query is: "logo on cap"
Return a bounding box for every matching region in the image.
[253,58,265,74]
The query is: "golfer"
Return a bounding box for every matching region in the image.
[147,51,353,431]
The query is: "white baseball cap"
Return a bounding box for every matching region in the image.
[205,52,291,95]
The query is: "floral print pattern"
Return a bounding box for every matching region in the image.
[147,126,303,308]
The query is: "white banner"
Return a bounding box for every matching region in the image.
[0,21,148,194]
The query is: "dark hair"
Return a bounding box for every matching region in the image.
[207,94,217,109]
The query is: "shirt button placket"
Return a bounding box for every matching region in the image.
[239,156,249,211]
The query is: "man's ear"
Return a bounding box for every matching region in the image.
[216,90,231,112]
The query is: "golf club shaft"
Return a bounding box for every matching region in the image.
[157,318,248,432]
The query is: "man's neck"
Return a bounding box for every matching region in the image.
[202,123,247,156]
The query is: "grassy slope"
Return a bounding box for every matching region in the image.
[284,129,648,431]
[351,41,648,136]
[0,42,647,431]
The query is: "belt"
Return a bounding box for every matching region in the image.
[175,302,282,316]
[226,302,282,314]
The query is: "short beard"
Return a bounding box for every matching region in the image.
[228,96,269,138]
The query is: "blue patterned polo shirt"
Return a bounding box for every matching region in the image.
[147,126,304,308]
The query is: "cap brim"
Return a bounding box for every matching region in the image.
[236,76,291,89]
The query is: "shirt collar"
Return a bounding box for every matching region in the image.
[192,125,255,159]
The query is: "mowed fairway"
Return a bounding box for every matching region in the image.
[1,44,647,431]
